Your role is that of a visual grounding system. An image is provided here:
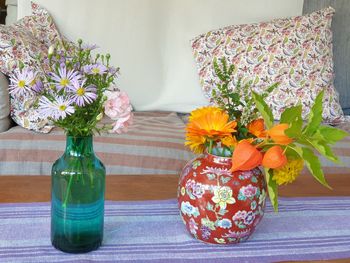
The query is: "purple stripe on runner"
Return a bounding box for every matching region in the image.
[1,241,350,260]
[1,197,350,262]
[1,206,350,218]
[1,239,350,256]
[1,196,350,208]
[1,235,350,252]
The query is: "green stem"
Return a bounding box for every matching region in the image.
[208,140,214,154]
[63,175,74,208]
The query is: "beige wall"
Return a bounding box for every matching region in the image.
[18,0,304,112]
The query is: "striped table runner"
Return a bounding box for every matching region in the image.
[0,197,350,262]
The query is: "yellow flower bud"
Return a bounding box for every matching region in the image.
[96,112,103,121]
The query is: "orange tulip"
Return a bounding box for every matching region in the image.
[262,145,288,169]
[231,140,263,172]
[247,119,266,138]
[267,123,293,145]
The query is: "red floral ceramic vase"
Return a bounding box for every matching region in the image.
[178,152,267,244]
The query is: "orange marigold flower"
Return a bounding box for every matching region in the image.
[262,145,288,169]
[188,106,222,121]
[267,123,293,145]
[221,136,237,148]
[185,134,206,154]
[185,107,237,154]
[247,119,266,138]
[231,140,263,172]
[186,107,237,139]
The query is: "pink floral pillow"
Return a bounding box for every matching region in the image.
[29,2,62,48]
[191,7,344,123]
[0,15,48,75]
[0,3,62,133]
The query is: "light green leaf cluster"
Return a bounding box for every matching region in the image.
[212,58,277,139]
[253,90,348,212]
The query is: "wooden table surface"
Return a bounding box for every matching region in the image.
[0,173,349,263]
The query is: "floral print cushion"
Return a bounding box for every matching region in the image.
[0,3,62,133]
[0,15,48,75]
[191,7,344,123]
[29,2,62,48]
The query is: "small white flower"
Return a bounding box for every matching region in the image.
[48,45,55,55]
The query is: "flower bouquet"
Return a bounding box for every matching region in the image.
[9,39,132,135]
[178,58,348,244]
[9,39,133,253]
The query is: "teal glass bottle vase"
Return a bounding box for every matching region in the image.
[51,135,105,253]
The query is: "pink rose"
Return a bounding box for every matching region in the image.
[104,90,132,120]
[110,113,133,134]
[104,89,133,134]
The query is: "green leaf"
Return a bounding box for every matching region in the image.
[317,126,349,144]
[228,64,235,76]
[280,105,301,124]
[303,90,324,136]
[285,145,302,159]
[247,45,253,52]
[264,168,278,212]
[301,147,331,189]
[280,105,303,138]
[252,91,274,129]
[304,138,340,163]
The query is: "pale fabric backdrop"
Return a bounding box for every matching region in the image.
[17,0,303,112]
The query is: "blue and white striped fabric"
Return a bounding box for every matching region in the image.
[0,197,350,262]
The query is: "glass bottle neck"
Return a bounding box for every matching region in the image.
[65,135,94,157]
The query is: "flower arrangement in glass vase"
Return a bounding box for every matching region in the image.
[178,58,349,245]
[9,39,133,253]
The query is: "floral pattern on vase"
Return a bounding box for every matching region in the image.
[191,7,344,123]
[178,153,266,244]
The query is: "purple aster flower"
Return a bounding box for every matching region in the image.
[82,43,99,51]
[108,66,119,75]
[73,62,81,70]
[31,80,44,93]
[9,68,36,96]
[69,79,97,107]
[50,65,81,91]
[83,63,108,75]
[39,96,75,120]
